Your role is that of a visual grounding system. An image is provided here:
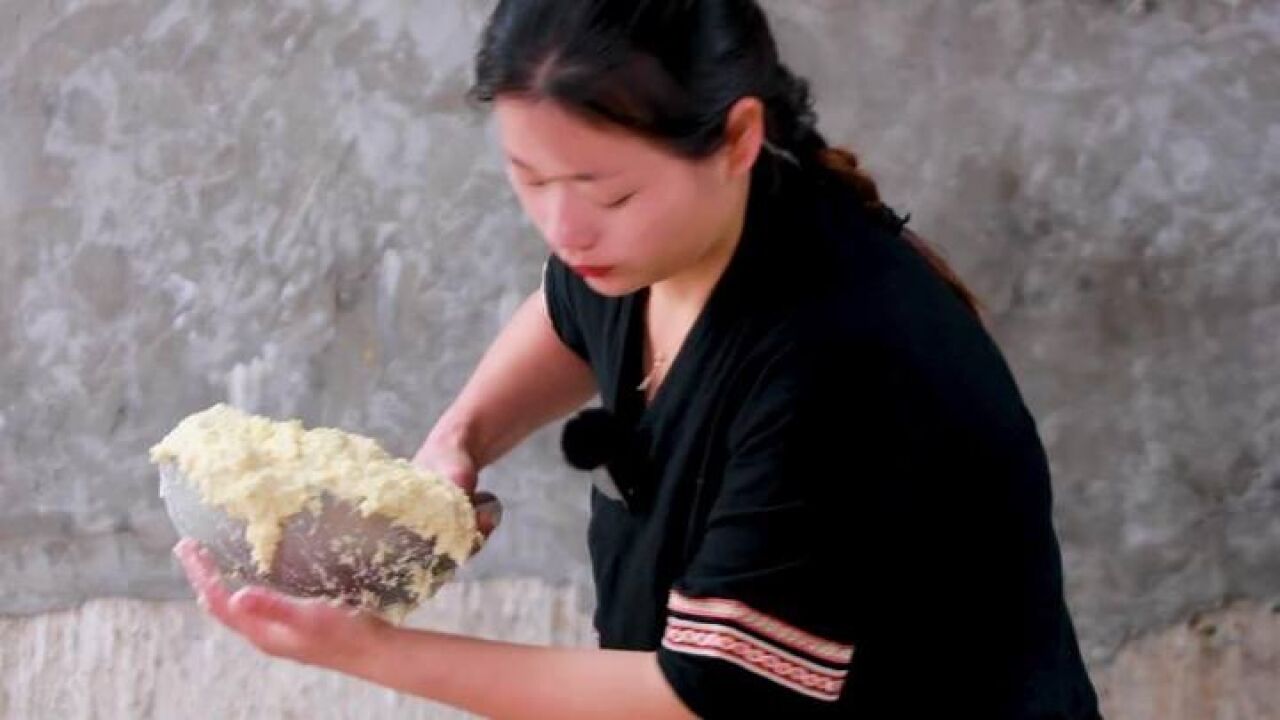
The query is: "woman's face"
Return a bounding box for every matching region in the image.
[494,96,743,297]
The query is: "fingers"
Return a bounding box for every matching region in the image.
[174,538,232,618]
[174,539,311,658]
[411,441,479,495]
[473,491,503,538]
[231,586,307,627]
[229,587,322,658]
[173,538,392,670]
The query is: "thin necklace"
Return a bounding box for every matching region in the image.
[637,289,668,393]
[636,352,669,392]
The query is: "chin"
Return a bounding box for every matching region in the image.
[583,274,644,297]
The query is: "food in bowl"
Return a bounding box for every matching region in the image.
[149,403,481,622]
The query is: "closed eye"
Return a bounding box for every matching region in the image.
[604,192,636,209]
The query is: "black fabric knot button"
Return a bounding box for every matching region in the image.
[561,407,654,512]
[561,407,625,471]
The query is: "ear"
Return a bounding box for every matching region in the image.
[720,97,765,180]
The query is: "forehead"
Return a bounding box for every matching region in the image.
[493,96,683,176]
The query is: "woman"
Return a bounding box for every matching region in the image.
[176,1,1103,717]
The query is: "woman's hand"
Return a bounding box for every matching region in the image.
[412,437,503,552]
[173,538,391,676]
[412,437,480,494]
[175,537,692,719]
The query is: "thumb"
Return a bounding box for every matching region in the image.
[413,444,479,495]
[472,491,503,539]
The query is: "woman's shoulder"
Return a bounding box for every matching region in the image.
[756,177,1040,437]
[781,177,988,357]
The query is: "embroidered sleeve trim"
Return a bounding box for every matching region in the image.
[663,590,855,703]
[662,622,846,702]
[668,590,854,664]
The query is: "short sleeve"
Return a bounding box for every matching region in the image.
[657,345,861,717]
[540,254,590,361]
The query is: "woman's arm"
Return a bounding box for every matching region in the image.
[361,624,691,719]
[418,288,597,474]
[176,540,694,720]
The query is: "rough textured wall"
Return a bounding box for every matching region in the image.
[0,0,596,614]
[1,0,1277,717]
[0,585,597,719]
[3,597,1276,719]
[3,597,1275,719]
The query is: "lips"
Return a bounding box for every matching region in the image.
[570,264,612,278]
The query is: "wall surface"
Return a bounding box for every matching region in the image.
[1,0,1277,717]
[2,596,1275,719]
[0,584,597,719]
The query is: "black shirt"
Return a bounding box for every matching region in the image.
[542,157,1103,719]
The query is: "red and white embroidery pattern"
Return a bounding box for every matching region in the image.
[663,591,855,703]
[668,590,854,664]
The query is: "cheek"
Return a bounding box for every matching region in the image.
[509,184,552,239]
[639,183,715,252]
[609,196,679,258]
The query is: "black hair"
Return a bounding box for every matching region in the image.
[470,0,982,316]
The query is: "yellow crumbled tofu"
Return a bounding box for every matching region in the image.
[148,403,479,577]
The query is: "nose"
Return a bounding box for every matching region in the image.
[545,189,596,255]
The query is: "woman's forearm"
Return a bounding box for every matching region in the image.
[350,626,694,720]
[409,296,670,718]
[173,543,692,719]
[427,289,596,469]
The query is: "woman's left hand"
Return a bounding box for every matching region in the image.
[173,538,390,675]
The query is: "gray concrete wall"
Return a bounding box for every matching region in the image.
[2,0,1277,717]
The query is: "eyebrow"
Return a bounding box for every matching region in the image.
[506,151,621,183]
